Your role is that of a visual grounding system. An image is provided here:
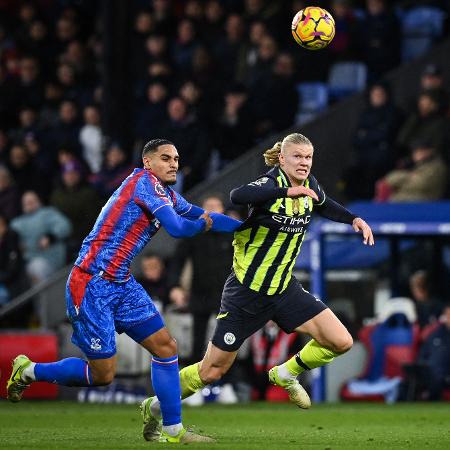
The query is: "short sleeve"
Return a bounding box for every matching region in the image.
[134,172,173,214]
[308,174,326,205]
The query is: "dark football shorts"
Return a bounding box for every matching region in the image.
[211,271,328,352]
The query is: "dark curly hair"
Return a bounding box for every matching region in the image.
[142,139,174,158]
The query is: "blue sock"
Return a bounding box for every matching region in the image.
[151,355,181,426]
[34,358,92,386]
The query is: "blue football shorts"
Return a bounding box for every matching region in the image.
[66,266,164,359]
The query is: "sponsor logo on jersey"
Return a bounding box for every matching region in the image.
[272,214,311,225]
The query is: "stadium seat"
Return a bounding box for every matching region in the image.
[295,82,329,125]
[362,313,418,381]
[384,344,416,378]
[340,313,420,403]
[327,61,367,101]
[401,7,446,61]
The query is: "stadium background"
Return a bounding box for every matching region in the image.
[1,0,450,414]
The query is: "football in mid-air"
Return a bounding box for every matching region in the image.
[291,6,335,50]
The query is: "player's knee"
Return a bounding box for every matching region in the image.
[331,333,353,354]
[153,337,178,359]
[164,338,178,357]
[91,370,115,386]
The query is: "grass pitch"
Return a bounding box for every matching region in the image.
[0,401,449,449]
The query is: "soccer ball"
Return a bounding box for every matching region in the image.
[291,6,335,50]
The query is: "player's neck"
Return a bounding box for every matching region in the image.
[146,168,166,185]
[279,167,305,187]
[289,177,305,187]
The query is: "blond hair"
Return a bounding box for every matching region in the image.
[263,133,313,167]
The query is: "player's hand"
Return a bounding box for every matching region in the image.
[200,211,213,232]
[352,217,375,246]
[287,185,319,201]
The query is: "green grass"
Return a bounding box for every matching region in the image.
[0,401,449,449]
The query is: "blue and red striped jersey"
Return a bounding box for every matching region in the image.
[75,168,192,281]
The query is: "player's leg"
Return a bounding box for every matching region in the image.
[145,342,238,422]
[269,293,353,408]
[183,342,239,397]
[142,342,238,420]
[6,354,95,402]
[7,353,117,400]
[270,308,352,405]
[269,279,346,408]
[295,308,353,365]
[139,327,214,443]
[187,270,272,392]
[139,326,182,440]
[269,309,353,408]
[278,308,352,377]
[120,278,213,443]
[7,268,117,402]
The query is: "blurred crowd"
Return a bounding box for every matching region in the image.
[342,62,450,201]
[1,0,449,196]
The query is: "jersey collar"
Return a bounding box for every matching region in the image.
[278,167,292,187]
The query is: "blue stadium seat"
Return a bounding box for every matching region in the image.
[295,82,329,125]
[340,312,420,403]
[401,7,446,61]
[327,61,367,101]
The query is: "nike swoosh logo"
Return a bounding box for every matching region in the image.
[216,312,229,319]
[10,366,21,382]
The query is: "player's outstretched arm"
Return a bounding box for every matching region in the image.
[209,212,242,232]
[179,203,205,219]
[172,199,241,232]
[154,205,208,238]
[176,204,241,232]
[315,197,375,246]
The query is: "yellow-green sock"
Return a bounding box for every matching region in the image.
[283,339,340,377]
[179,362,205,399]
